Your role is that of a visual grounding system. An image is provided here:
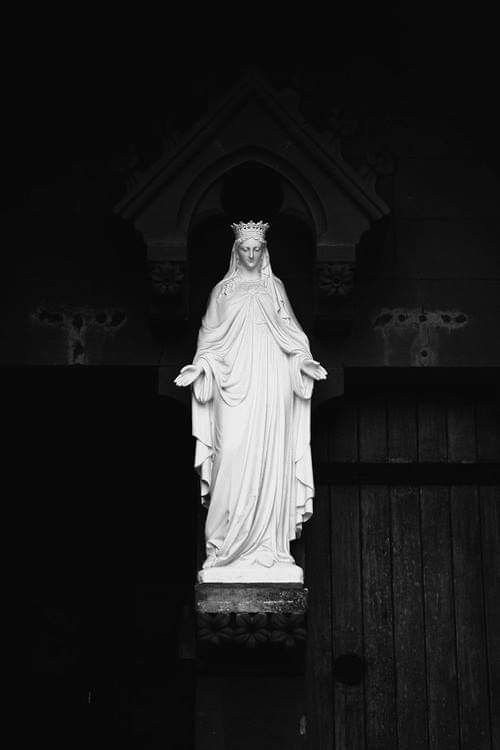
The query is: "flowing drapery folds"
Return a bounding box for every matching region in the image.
[191,276,315,573]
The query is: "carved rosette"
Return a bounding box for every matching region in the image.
[317,262,355,298]
[146,258,188,333]
[148,260,186,297]
[357,149,396,190]
[196,612,307,649]
[314,260,357,336]
[196,613,233,646]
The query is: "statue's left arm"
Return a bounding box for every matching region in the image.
[274,278,328,384]
[274,277,306,333]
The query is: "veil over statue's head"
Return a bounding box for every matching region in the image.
[218,219,291,321]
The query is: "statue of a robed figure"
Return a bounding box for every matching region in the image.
[175,221,327,583]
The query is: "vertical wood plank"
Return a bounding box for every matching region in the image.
[475,402,500,462]
[420,486,460,749]
[305,485,333,750]
[391,485,428,748]
[480,486,500,749]
[388,395,418,463]
[329,403,358,462]
[358,398,388,463]
[307,416,333,750]
[331,484,365,750]
[451,485,491,749]
[447,398,477,462]
[361,485,397,749]
[418,396,448,462]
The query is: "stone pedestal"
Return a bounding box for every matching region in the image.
[194,583,308,748]
[195,582,308,614]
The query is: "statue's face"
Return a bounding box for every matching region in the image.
[237,239,263,272]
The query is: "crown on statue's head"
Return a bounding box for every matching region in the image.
[231,220,270,242]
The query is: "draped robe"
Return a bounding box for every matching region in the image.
[191,274,315,573]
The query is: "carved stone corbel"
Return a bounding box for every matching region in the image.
[145,239,188,335]
[314,251,357,336]
[195,583,308,654]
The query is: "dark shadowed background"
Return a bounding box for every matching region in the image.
[7,4,499,747]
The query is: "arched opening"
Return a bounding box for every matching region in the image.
[188,162,315,332]
[178,150,326,239]
[220,161,284,218]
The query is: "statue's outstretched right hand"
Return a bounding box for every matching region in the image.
[300,358,328,381]
[174,364,202,387]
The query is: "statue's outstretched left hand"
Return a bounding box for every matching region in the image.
[301,359,328,380]
[174,364,202,387]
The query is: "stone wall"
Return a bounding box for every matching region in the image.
[4,67,499,370]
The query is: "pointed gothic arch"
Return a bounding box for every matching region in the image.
[177,146,327,240]
[114,67,390,346]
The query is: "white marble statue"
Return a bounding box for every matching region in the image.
[174,220,327,583]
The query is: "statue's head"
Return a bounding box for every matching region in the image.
[230,220,270,275]
[235,237,266,272]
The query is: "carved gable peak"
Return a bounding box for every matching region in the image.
[114,66,389,223]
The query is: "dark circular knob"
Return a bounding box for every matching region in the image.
[333,653,364,685]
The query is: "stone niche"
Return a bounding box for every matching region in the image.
[114,68,388,622]
[114,67,389,352]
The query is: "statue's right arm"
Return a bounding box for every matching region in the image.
[173,284,222,388]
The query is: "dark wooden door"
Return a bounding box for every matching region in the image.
[306,385,499,750]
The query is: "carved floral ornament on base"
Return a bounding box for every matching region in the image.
[174,221,327,584]
[197,612,307,649]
